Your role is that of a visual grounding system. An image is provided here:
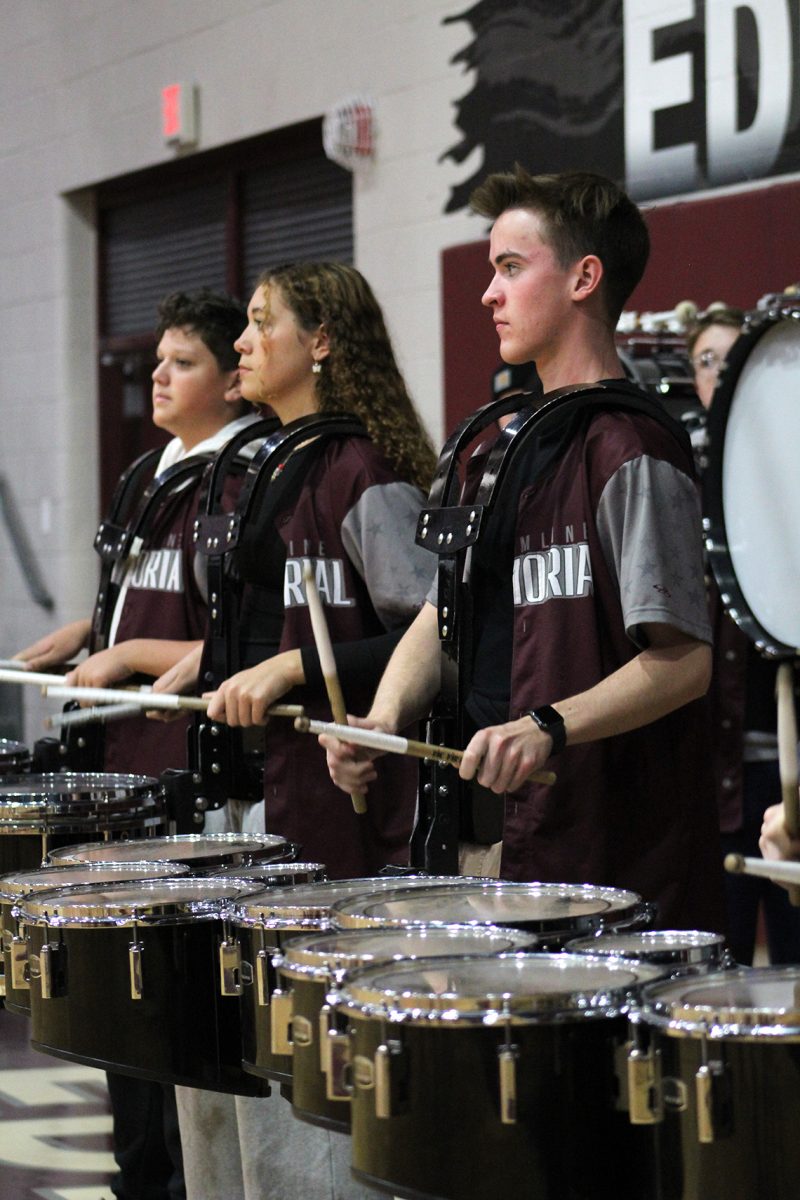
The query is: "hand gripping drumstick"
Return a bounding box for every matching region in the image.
[0,669,303,721]
[294,715,558,787]
[776,663,800,905]
[725,853,800,889]
[303,562,367,815]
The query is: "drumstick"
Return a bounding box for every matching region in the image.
[294,715,557,786]
[776,663,800,905]
[725,852,800,888]
[45,701,143,730]
[40,682,304,720]
[0,666,80,687]
[303,561,367,815]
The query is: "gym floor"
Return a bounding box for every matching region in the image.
[0,1005,114,1200]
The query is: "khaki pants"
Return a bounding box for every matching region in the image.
[458,840,503,878]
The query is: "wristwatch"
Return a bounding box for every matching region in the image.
[525,705,566,756]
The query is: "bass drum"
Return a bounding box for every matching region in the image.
[336,952,666,1200]
[629,966,800,1199]
[0,860,189,1015]
[0,773,165,875]
[19,876,270,1094]
[704,304,800,656]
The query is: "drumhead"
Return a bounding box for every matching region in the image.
[336,952,665,1025]
[47,832,288,866]
[277,924,538,979]
[206,862,326,886]
[566,929,726,966]
[637,965,800,1038]
[17,876,268,926]
[705,308,800,654]
[231,875,467,928]
[0,860,189,900]
[331,881,642,935]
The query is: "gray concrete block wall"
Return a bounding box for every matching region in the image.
[0,0,480,745]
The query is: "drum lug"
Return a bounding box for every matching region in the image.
[10,934,30,991]
[292,1015,313,1047]
[319,1004,333,1075]
[36,941,68,999]
[695,1060,731,1144]
[219,939,242,996]
[325,1024,353,1102]
[374,1039,406,1120]
[256,948,271,1006]
[498,1043,520,1125]
[129,940,144,1000]
[270,987,294,1056]
[627,1044,663,1124]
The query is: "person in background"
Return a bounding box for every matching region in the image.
[688,303,800,965]
[15,288,258,1200]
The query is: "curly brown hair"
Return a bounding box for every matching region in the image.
[258,262,437,493]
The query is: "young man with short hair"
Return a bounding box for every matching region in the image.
[325,167,726,932]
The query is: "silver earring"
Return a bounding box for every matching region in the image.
[312,361,322,375]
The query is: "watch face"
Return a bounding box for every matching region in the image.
[532,706,562,729]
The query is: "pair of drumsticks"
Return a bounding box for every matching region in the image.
[1,568,556,813]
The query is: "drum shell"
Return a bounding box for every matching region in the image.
[346,1000,658,1200]
[632,968,800,1200]
[25,907,268,1095]
[237,919,327,1085]
[279,925,540,1133]
[0,862,189,1016]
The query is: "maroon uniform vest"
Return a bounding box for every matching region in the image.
[503,409,726,932]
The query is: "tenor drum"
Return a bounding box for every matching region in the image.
[336,953,665,1200]
[207,861,325,887]
[0,860,189,1015]
[275,924,538,1132]
[331,879,647,943]
[567,929,729,971]
[19,876,270,1094]
[230,875,471,1086]
[47,831,290,871]
[704,305,800,656]
[0,739,31,776]
[0,773,165,875]
[629,966,800,1200]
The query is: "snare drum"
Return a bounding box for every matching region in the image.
[331,880,647,944]
[230,875,470,1087]
[0,739,31,776]
[0,860,189,1015]
[629,966,800,1200]
[336,953,665,1200]
[47,831,290,871]
[274,925,539,1132]
[19,876,270,1094]
[567,929,729,971]
[0,773,165,875]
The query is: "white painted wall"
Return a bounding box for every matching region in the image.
[0,0,482,742]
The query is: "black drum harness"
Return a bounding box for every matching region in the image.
[411,380,692,873]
